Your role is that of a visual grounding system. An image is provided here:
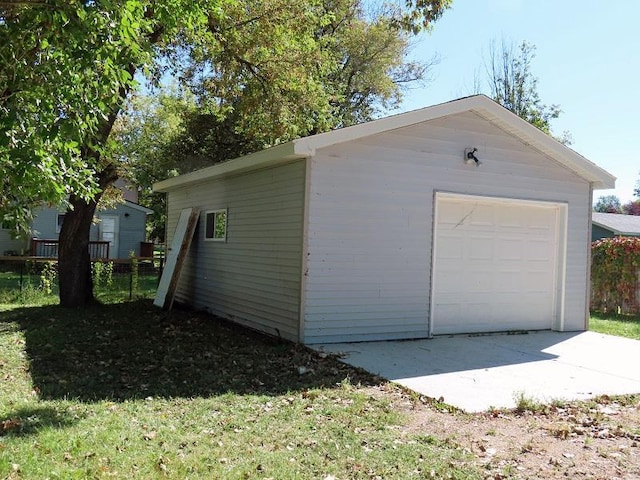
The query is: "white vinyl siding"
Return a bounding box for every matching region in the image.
[0,228,24,255]
[30,203,148,258]
[97,203,149,258]
[302,111,590,343]
[31,207,62,239]
[165,160,306,341]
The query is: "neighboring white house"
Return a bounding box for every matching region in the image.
[154,95,615,344]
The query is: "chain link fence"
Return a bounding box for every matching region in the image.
[0,250,164,303]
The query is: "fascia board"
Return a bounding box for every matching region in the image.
[123,200,154,215]
[153,142,304,192]
[471,100,616,190]
[295,97,484,153]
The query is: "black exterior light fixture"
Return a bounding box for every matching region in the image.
[464,147,481,167]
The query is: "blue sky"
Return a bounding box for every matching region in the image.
[400,0,639,203]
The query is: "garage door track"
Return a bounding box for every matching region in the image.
[313,331,640,412]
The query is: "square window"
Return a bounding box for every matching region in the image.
[204,209,227,242]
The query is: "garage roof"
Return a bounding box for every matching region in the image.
[154,95,616,192]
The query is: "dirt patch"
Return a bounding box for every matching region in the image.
[370,385,640,479]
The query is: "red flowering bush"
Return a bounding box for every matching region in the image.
[591,236,640,314]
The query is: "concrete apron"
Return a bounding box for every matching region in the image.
[312,331,640,412]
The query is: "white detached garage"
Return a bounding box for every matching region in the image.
[154,95,615,344]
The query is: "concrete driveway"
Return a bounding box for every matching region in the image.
[313,331,640,412]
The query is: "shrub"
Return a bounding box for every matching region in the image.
[92,260,114,288]
[591,236,640,314]
[129,251,139,298]
[39,261,57,295]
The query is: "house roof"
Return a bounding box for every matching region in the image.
[154,95,616,193]
[592,212,640,236]
[123,200,153,215]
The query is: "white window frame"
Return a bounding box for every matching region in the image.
[204,209,227,242]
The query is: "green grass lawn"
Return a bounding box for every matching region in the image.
[0,299,480,479]
[590,311,640,340]
[0,269,158,306]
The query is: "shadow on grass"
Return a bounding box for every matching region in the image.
[2,300,377,402]
[0,406,81,437]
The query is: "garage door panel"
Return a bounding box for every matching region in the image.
[497,207,524,228]
[434,285,554,311]
[432,196,560,335]
[493,272,523,290]
[438,202,468,225]
[435,307,552,335]
[525,271,554,288]
[497,238,523,260]
[466,271,494,292]
[469,205,494,226]
[436,274,465,292]
[436,234,464,259]
[439,292,529,305]
[525,208,554,228]
[434,303,461,323]
[470,236,493,259]
[526,240,553,261]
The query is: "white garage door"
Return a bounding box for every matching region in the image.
[431,194,563,335]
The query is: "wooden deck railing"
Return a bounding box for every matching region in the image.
[30,239,110,259]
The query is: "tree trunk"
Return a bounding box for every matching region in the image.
[55,44,146,307]
[58,165,118,307]
[58,196,99,306]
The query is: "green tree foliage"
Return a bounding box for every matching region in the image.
[118,0,449,242]
[483,39,570,142]
[1,1,125,230]
[179,0,446,150]
[321,1,439,127]
[115,90,198,241]
[180,0,424,145]
[1,0,451,306]
[594,196,640,216]
[593,195,622,213]
[1,0,226,305]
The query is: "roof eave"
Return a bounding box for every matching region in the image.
[591,222,640,236]
[468,100,616,190]
[153,95,616,193]
[300,96,615,189]
[123,200,154,215]
[153,142,309,193]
